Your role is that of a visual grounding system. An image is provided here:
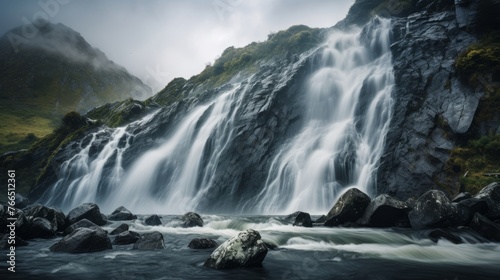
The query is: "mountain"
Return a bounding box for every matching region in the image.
[1,0,498,211]
[0,22,151,153]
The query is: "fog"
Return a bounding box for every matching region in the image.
[0,0,352,93]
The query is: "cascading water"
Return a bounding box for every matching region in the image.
[249,18,394,214]
[39,18,394,215]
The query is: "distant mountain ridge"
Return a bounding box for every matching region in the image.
[0,22,151,153]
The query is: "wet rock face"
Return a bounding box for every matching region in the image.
[324,188,371,226]
[204,229,268,269]
[377,7,481,199]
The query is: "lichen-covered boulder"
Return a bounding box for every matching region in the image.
[204,229,268,269]
[408,190,454,229]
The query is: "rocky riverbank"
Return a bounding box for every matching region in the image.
[2,182,499,272]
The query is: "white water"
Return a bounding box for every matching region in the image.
[40,18,394,215]
[250,19,394,213]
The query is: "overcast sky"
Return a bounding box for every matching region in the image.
[0,0,352,92]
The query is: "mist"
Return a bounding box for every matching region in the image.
[0,0,352,93]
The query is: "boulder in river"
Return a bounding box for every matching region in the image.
[452,192,472,203]
[292,212,313,227]
[110,223,129,235]
[181,212,203,228]
[474,182,500,220]
[144,214,162,226]
[108,206,137,221]
[113,230,140,245]
[29,217,56,239]
[63,219,101,236]
[204,229,268,269]
[408,190,455,229]
[470,213,500,242]
[324,188,371,227]
[188,238,218,249]
[360,194,409,227]
[67,203,107,226]
[25,204,66,232]
[428,229,463,244]
[50,227,112,253]
[133,231,165,250]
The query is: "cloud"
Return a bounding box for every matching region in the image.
[0,0,352,92]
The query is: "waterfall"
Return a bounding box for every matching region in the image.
[247,18,394,214]
[39,18,394,215]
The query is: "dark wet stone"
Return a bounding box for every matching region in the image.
[188,238,218,249]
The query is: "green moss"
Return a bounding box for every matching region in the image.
[455,34,500,85]
[445,134,500,195]
[189,25,321,88]
[148,77,187,106]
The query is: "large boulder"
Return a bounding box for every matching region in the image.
[324,188,371,227]
[144,215,162,226]
[470,213,500,242]
[113,231,140,245]
[474,182,500,220]
[188,238,218,249]
[50,227,112,253]
[292,212,313,227]
[133,232,165,250]
[110,223,129,235]
[26,204,67,231]
[63,219,100,236]
[181,212,203,228]
[408,190,455,229]
[204,229,268,269]
[108,206,137,221]
[67,203,107,226]
[360,194,409,227]
[28,217,56,239]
